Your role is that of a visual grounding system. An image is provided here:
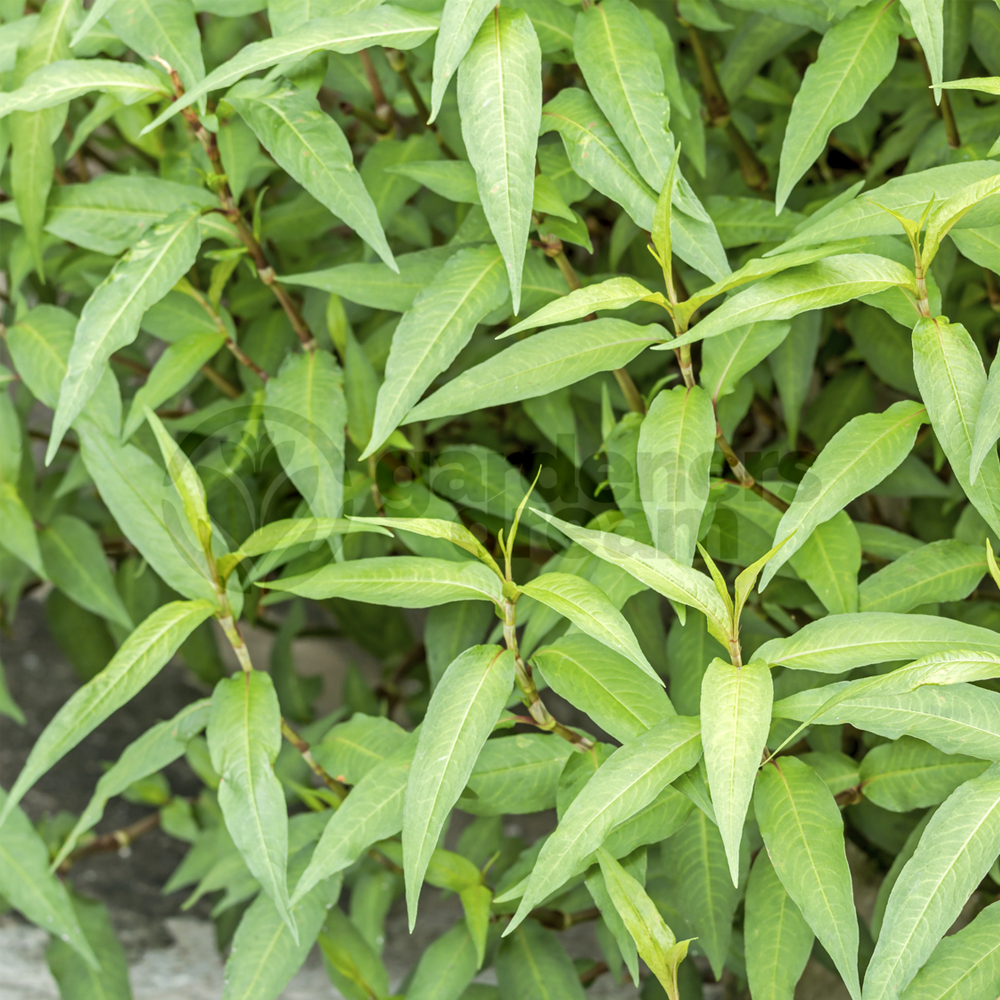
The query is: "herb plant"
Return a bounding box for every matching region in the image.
[2,1,1000,998]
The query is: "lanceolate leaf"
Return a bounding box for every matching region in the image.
[898,899,1000,1000]
[429,0,495,123]
[533,633,674,743]
[574,0,673,192]
[48,209,203,461]
[458,7,541,313]
[755,757,861,1000]
[225,79,395,269]
[776,0,901,210]
[268,556,505,607]
[264,349,346,522]
[531,510,732,646]
[0,789,98,969]
[497,921,586,1000]
[0,600,215,825]
[863,763,1000,1000]
[700,658,772,886]
[45,892,131,999]
[901,0,943,100]
[755,612,1000,672]
[970,357,1000,483]
[142,7,441,130]
[745,850,814,1000]
[362,245,509,458]
[506,716,702,930]
[207,671,295,936]
[637,385,716,567]
[760,400,926,588]
[403,646,513,926]
[106,0,205,93]
[519,572,656,681]
[912,317,1000,538]
[0,59,168,117]
[406,320,666,423]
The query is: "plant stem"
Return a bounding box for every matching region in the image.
[715,423,789,512]
[359,48,394,127]
[183,280,270,383]
[58,811,162,873]
[910,39,961,149]
[218,612,254,672]
[281,718,348,800]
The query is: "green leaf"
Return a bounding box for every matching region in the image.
[501,276,659,338]
[318,905,391,1000]
[53,699,210,870]
[458,7,541,313]
[48,210,203,461]
[291,738,416,905]
[520,572,656,681]
[123,330,227,439]
[755,757,861,999]
[574,0,673,191]
[0,657,25,726]
[142,7,441,131]
[912,317,1000,538]
[757,611,1000,672]
[0,58,168,117]
[664,255,915,350]
[532,633,674,743]
[407,920,480,1000]
[506,715,702,931]
[530,510,732,647]
[268,556,504,607]
[863,763,1000,1000]
[701,657,772,886]
[362,245,508,458]
[760,400,926,588]
[0,483,45,578]
[859,737,990,813]
[0,789,97,969]
[539,87,729,282]
[107,0,205,93]
[207,670,295,936]
[637,384,716,566]
[403,645,513,927]
[898,899,1000,1000]
[222,849,341,1000]
[312,715,408,785]
[971,358,1000,484]
[0,600,214,826]
[429,0,495,123]
[45,892,130,997]
[744,849,814,1000]
[406,318,665,422]
[264,349,346,521]
[225,79,395,269]
[858,539,986,613]
[497,921,586,1000]
[459,733,572,815]
[78,426,218,602]
[768,310,820,446]
[789,511,861,615]
[701,320,791,402]
[39,513,133,630]
[597,847,689,1000]
[776,0,901,211]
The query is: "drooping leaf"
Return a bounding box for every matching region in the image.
[637,385,716,567]
[0,600,215,825]
[225,79,395,269]
[700,658,772,886]
[406,320,666,423]
[532,633,674,743]
[497,921,586,1000]
[970,356,1000,484]
[776,0,901,210]
[406,921,480,1000]
[45,892,131,997]
[912,316,1000,538]
[429,0,495,123]
[142,7,441,131]
[362,245,508,458]
[744,849,814,1000]
[755,756,861,999]
[457,6,541,313]
[505,715,702,930]
[760,400,926,588]
[520,573,656,681]
[207,670,295,936]
[49,209,203,460]
[403,646,513,927]
[0,788,97,969]
[863,763,1000,1000]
